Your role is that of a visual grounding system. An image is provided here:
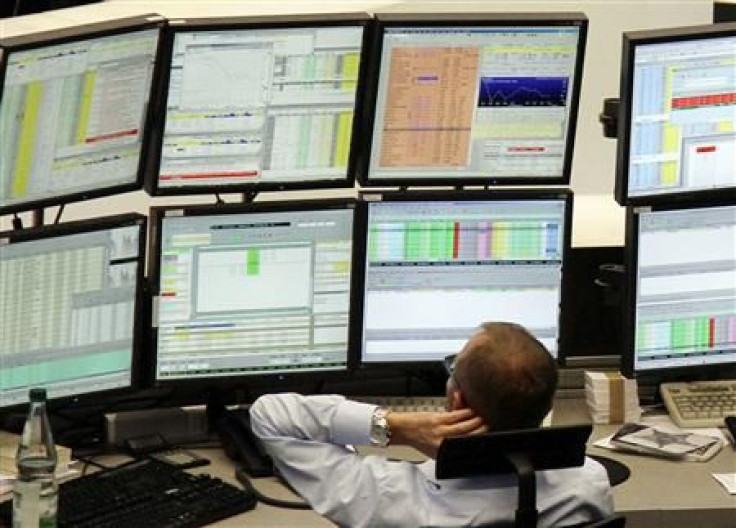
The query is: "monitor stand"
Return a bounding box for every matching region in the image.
[204,389,274,477]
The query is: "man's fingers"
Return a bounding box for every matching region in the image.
[442,416,485,436]
[469,423,489,435]
[440,408,476,423]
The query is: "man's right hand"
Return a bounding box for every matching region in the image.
[386,408,486,459]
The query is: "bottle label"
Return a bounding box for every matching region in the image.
[13,480,57,528]
[13,481,41,527]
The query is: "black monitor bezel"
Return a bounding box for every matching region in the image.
[144,13,374,197]
[622,198,736,380]
[615,22,736,207]
[353,188,574,370]
[0,14,167,216]
[147,198,362,389]
[0,213,148,410]
[357,12,588,188]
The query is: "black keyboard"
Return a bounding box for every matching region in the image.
[1,457,256,528]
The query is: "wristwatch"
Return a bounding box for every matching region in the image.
[370,407,392,447]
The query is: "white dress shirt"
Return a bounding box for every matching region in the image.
[250,393,614,528]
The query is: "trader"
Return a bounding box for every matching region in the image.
[250,322,613,527]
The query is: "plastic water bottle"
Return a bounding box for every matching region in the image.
[12,388,58,528]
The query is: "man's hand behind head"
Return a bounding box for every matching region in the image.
[387,408,486,459]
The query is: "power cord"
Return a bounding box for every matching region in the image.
[235,468,311,510]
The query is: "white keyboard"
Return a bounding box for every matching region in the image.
[661,380,736,428]
[353,396,447,413]
[353,395,553,427]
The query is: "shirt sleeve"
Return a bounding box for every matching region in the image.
[249,393,428,528]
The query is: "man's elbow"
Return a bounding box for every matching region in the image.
[249,394,275,439]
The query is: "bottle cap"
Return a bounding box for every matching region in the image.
[29,388,47,402]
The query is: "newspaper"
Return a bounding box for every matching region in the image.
[609,422,723,461]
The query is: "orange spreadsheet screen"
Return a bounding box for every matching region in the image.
[364,19,586,186]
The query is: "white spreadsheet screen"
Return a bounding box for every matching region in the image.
[155,207,354,379]
[158,25,364,188]
[0,223,143,405]
[0,29,160,209]
[361,199,566,362]
[627,35,736,198]
[633,206,736,371]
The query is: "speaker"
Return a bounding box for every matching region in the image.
[105,406,209,447]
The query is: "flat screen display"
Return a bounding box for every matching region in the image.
[361,13,587,187]
[626,203,736,374]
[0,215,146,406]
[358,191,570,363]
[0,17,163,214]
[150,15,371,194]
[150,201,357,381]
[617,23,736,204]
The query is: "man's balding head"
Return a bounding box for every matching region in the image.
[451,322,558,431]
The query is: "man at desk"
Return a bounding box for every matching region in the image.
[250,322,613,527]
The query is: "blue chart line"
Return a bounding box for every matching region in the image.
[478,77,568,107]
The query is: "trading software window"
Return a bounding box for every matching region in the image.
[361,199,566,362]
[628,36,736,197]
[155,208,354,379]
[0,225,142,405]
[0,29,160,208]
[368,26,581,181]
[158,26,364,188]
[634,206,736,371]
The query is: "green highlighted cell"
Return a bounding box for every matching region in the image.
[368,227,379,261]
[430,221,450,259]
[246,249,261,276]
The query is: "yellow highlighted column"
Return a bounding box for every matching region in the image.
[334,112,353,168]
[340,52,359,90]
[11,82,43,198]
[491,222,510,259]
[660,67,680,185]
[76,71,97,144]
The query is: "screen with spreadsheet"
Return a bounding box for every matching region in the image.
[361,13,587,186]
[616,23,736,204]
[358,192,570,363]
[0,215,146,407]
[626,203,736,374]
[149,14,370,194]
[149,201,357,381]
[0,16,163,214]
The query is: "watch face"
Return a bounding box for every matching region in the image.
[371,408,390,447]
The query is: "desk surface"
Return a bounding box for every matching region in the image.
[193,398,736,528]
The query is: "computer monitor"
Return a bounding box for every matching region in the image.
[148,200,359,385]
[0,214,147,407]
[356,190,571,365]
[622,201,736,378]
[359,13,587,187]
[616,22,736,206]
[146,13,372,196]
[0,15,165,215]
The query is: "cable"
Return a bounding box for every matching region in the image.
[76,455,112,476]
[12,0,22,17]
[53,204,65,224]
[235,468,311,510]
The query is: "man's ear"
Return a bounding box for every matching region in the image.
[450,388,467,411]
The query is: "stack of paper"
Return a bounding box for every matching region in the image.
[585,371,641,424]
[0,430,79,498]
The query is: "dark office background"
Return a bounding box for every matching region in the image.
[1,0,101,18]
